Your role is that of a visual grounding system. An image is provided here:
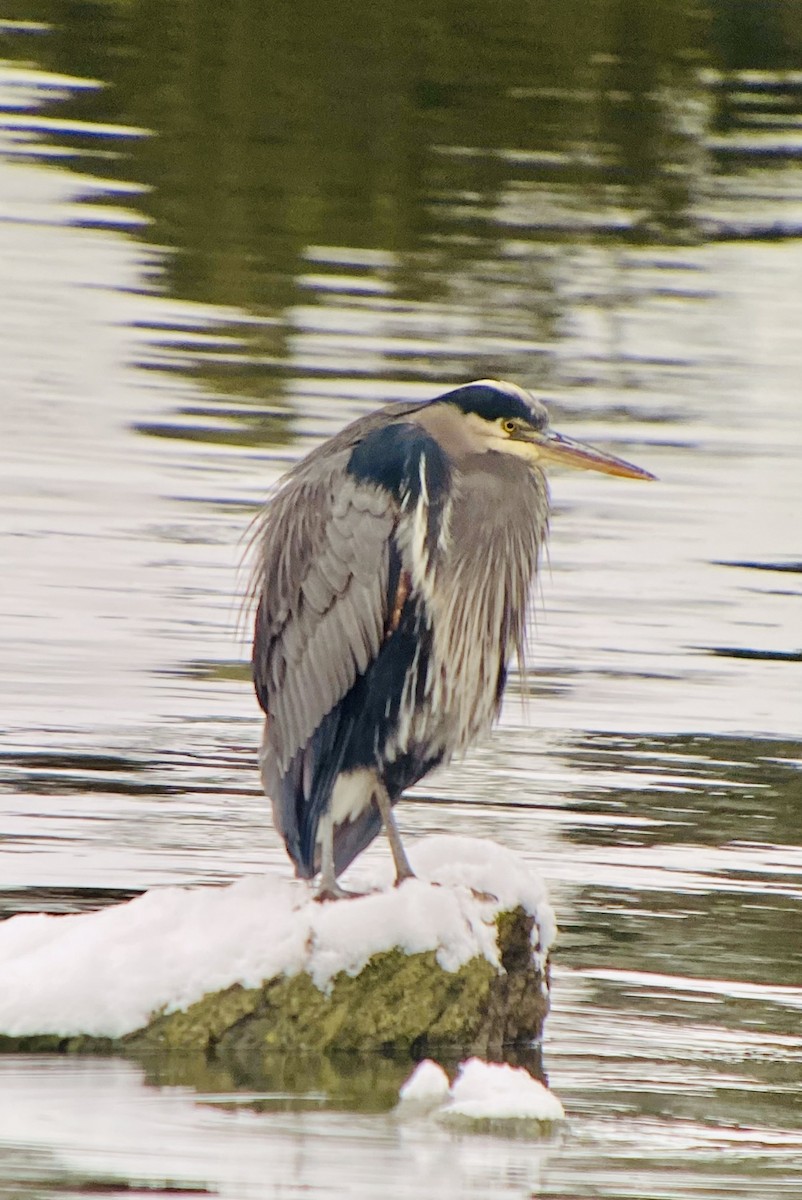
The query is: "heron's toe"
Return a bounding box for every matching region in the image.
[314,881,364,902]
[393,867,417,888]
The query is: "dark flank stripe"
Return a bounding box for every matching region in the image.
[331,585,441,876]
[292,544,442,876]
[292,588,440,876]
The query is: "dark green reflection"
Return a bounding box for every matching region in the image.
[5,0,802,435]
[136,1046,415,1113]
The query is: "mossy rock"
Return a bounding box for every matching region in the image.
[126,905,549,1061]
[0,906,549,1061]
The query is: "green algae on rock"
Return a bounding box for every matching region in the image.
[0,906,548,1058]
[0,840,554,1058]
[126,905,549,1060]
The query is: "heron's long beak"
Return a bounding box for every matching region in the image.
[528,429,655,480]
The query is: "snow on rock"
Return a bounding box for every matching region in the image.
[397,1057,565,1127]
[0,836,554,1040]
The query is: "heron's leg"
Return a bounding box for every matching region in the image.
[374,783,415,885]
[314,810,352,902]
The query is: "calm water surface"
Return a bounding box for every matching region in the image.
[1,3,801,1197]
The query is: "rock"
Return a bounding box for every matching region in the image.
[126,905,550,1061]
[0,905,549,1065]
[0,838,554,1066]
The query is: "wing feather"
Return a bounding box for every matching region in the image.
[253,460,395,776]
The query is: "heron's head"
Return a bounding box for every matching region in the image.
[432,379,654,481]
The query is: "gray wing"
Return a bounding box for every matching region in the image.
[252,453,396,778]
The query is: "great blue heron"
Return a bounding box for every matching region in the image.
[251,380,653,899]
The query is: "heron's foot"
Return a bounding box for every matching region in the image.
[393,866,417,888]
[392,878,496,901]
[314,881,364,902]
[469,887,498,902]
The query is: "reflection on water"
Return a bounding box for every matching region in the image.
[1,3,802,1198]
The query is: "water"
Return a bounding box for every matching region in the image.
[1,2,801,1196]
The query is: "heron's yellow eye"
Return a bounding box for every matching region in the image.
[501,419,517,434]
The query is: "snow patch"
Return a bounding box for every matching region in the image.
[398,1057,565,1128]
[397,1059,451,1111]
[0,836,553,1039]
[443,1058,565,1123]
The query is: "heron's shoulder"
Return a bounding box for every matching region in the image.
[345,417,449,502]
[272,402,426,490]
[297,402,428,462]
